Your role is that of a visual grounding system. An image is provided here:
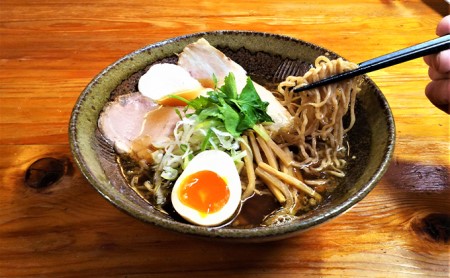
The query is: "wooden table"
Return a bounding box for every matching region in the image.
[1,1,449,277]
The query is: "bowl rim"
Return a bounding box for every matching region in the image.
[69,30,396,241]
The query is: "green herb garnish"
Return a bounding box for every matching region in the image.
[172,73,273,139]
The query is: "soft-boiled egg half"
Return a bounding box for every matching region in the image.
[171,150,242,227]
[138,63,209,106]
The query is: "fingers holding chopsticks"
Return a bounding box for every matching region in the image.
[424,15,450,114]
[425,49,450,80]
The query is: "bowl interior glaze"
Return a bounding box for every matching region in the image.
[69,31,395,241]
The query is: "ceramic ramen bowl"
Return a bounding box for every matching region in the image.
[69,31,395,241]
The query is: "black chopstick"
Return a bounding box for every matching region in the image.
[293,34,450,93]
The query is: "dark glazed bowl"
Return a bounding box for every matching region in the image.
[69,31,395,241]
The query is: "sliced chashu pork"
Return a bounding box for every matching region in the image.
[178,38,293,133]
[98,93,180,163]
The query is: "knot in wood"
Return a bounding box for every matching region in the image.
[24,157,66,189]
[411,213,450,244]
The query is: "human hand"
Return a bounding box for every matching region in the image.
[423,15,450,114]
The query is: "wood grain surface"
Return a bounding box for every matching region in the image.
[0,0,449,277]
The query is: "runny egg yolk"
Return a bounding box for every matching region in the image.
[157,89,201,106]
[178,170,230,215]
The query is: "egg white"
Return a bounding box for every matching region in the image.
[138,63,205,103]
[171,150,242,227]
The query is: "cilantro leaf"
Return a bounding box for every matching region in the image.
[197,106,222,122]
[236,77,272,132]
[221,73,238,99]
[187,95,211,110]
[218,99,241,137]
